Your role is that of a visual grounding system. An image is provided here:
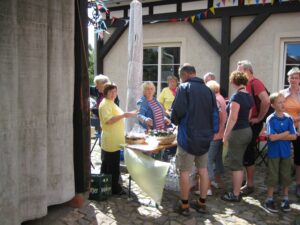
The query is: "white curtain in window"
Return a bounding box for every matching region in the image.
[0,1,75,224]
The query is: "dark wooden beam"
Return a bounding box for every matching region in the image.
[74,0,90,193]
[190,21,222,55]
[229,12,270,56]
[220,16,231,97]
[98,24,128,59]
[96,38,104,74]
[109,1,299,21]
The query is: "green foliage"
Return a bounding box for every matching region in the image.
[88,44,95,85]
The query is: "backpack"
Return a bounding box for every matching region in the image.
[250,78,274,123]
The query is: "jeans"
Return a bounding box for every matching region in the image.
[207,139,224,181]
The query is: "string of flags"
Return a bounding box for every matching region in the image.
[88,0,298,39]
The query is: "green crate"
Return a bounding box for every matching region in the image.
[89,174,112,201]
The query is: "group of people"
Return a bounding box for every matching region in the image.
[90,60,300,215]
[172,61,300,216]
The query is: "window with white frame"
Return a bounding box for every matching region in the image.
[143,46,181,95]
[283,42,300,88]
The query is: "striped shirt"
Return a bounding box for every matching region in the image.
[148,99,165,129]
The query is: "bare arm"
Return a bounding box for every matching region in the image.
[251,91,270,123]
[268,131,297,141]
[223,102,239,143]
[106,111,137,125]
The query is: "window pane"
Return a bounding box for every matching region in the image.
[162,47,180,64]
[143,65,158,81]
[161,65,180,82]
[144,48,158,64]
[286,43,300,64]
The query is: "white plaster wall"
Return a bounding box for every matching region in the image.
[104,12,300,107]
[104,21,221,109]
[230,12,300,95]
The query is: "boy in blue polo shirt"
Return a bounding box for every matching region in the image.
[264,92,297,213]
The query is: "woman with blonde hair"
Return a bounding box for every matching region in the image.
[137,81,170,130]
[158,75,178,116]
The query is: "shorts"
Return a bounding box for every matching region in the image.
[225,127,252,171]
[266,157,291,187]
[176,145,208,171]
[243,122,263,167]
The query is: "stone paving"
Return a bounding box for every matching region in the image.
[24,139,300,225]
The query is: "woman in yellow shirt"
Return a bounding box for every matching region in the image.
[280,67,300,197]
[99,83,136,195]
[158,75,178,116]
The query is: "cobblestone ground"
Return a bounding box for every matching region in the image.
[23,139,300,225]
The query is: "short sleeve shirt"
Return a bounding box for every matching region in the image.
[158,87,175,111]
[246,78,266,119]
[266,113,296,158]
[99,99,125,152]
[226,91,253,130]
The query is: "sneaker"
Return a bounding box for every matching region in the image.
[174,201,190,217]
[221,191,241,202]
[281,200,291,212]
[296,184,300,198]
[211,181,219,189]
[190,200,208,214]
[240,186,255,196]
[207,189,213,196]
[264,200,279,213]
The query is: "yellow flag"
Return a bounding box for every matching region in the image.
[271,0,275,4]
[191,15,196,23]
[247,0,252,4]
[209,6,215,15]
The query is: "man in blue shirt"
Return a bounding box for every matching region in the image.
[264,92,297,213]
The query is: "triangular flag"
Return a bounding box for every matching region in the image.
[216,2,221,7]
[247,0,251,4]
[196,12,202,21]
[233,0,236,5]
[222,0,226,5]
[204,10,208,18]
[262,0,266,4]
[169,18,177,22]
[191,15,196,23]
[209,6,215,15]
[278,0,283,4]
[240,0,244,5]
[184,17,189,22]
[255,0,259,5]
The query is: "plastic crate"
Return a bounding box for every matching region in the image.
[89,174,112,201]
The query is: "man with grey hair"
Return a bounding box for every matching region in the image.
[237,60,270,196]
[171,64,217,216]
[203,72,216,84]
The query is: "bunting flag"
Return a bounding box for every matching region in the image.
[255,0,260,5]
[278,0,283,4]
[262,0,267,5]
[221,0,226,5]
[233,0,236,5]
[184,17,189,22]
[204,10,208,18]
[209,6,215,15]
[191,15,196,23]
[240,0,244,5]
[216,2,221,7]
[196,12,202,21]
[169,18,177,22]
[247,0,252,4]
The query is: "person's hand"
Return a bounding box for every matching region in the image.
[145,118,153,127]
[250,118,260,124]
[123,110,138,118]
[223,134,229,145]
[165,117,171,125]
